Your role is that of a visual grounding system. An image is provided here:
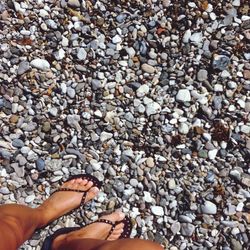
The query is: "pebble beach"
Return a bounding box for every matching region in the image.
[0,0,250,249]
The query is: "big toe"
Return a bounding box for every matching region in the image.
[102,211,125,240]
[85,186,99,202]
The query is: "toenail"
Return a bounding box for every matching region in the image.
[89,181,93,185]
[92,187,99,192]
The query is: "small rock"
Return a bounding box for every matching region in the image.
[146,157,155,168]
[151,206,164,216]
[141,64,155,74]
[168,179,176,189]
[181,223,195,237]
[12,138,24,148]
[17,61,30,75]
[77,48,87,60]
[178,123,189,134]
[49,107,58,117]
[42,121,51,132]
[30,58,50,70]
[197,69,208,81]
[146,102,161,116]
[176,89,191,102]
[36,158,45,171]
[25,194,35,203]
[67,87,76,98]
[136,84,149,97]
[67,0,80,8]
[100,132,113,142]
[112,35,122,44]
[208,149,218,160]
[201,200,217,214]
[212,55,230,71]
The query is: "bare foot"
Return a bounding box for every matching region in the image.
[38,178,99,227]
[52,211,126,250]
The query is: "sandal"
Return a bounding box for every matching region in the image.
[41,216,133,250]
[38,174,102,230]
[52,174,102,211]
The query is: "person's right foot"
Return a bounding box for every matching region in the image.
[52,211,126,250]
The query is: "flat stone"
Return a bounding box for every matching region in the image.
[30,58,50,70]
[141,64,155,74]
[67,0,81,8]
[36,158,45,171]
[151,206,164,216]
[201,200,217,214]
[17,61,30,75]
[12,138,24,148]
[197,69,208,81]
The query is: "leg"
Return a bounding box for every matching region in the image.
[0,178,99,250]
[52,212,163,250]
[56,238,164,250]
[0,204,45,250]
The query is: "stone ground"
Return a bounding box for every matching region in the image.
[0,0,250,249]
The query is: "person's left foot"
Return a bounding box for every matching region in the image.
[37,178,99,227]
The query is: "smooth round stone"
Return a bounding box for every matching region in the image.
[141,64,155,74]
[151,206,164,216]
[181,223,195,237]
[171,222,181,234]
[130,178,138,187]
[77,48,87,60]
[201,201,217,214]
[30,58,50,70]
[67,87,76,98]
[67,0,81,8]
[36,158,45,171]
[176,89,191,102]
[12,138,24,148]
[197,69,208,81]
[178,123,189,134]
[146,157,155,168]
[17,61,30,75]
[25,194,35,203]
[100,132,113,142]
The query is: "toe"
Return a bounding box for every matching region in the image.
[85,187,99,202]
[84,181,94,190]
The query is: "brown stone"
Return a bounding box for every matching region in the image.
[9,115,19,123]
[243,70,250,80]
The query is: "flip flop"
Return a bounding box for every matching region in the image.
[41,216,133,250]
[38,174,102,230]
[52,174,103,212]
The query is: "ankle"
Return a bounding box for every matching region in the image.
[34,206,49,228]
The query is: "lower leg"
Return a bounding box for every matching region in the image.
[56,238,164,250]
[0,204,45,250]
